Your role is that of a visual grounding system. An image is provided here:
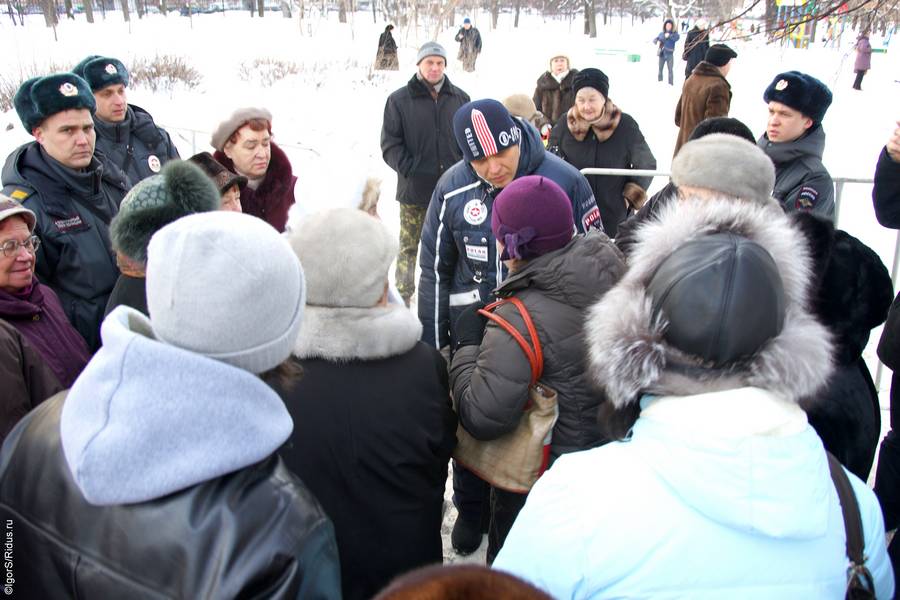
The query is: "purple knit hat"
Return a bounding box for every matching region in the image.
[491,175,574,261]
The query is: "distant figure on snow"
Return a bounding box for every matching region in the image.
[853,31,872,91]
[455,18,482,72]
[375,24,399,71]
[654,19,680,85]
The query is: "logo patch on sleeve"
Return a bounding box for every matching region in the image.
[53,214,89,233]
[796,186,819,210]
[581,206,602,231]
[9,189,30,201]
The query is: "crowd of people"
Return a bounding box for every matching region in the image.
[0,23,897,598]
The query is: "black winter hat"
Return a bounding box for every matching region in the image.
[647,232,786,367]
[763,71,833,125]
[76,56,129,91]
[14,73,96,132]
[71,54,101,78]
[688,117,755,144]
[453,99,520,161]
[188,152,248,195]
[572,68,609,98]
[705,44,737,67]
[110,160,220,264]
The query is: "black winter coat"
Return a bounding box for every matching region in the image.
[451,231,625,459]
[794,213,893,480]
[532,69,579,125]
[874,147,900,230]
[271,306,456,600]
[2,143,129,351]
[682,26,709,77]
[548,111,656,237]
[0,392,342,599]
[93,105,180,184]
[381,75,470,205]
[104,273,147,317]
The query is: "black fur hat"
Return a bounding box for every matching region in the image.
[763,71,833,124]
[14,73,96,132]
[77,56,129,91]
[110,160,220,264]
[71,54,101,79]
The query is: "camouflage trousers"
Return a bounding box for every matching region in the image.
[396,203,428,305]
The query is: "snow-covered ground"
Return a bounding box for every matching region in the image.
[2,9,898,555]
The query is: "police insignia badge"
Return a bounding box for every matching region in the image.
[105,63,118,75]
[59,82,78,97]
[775,79,788,91]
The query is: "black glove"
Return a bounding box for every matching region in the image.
[454,301,488,349]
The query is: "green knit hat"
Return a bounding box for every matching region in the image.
[110,160,220,264]
[14,73,96,132]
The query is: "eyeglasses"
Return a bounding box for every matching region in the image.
[1,235,40,258]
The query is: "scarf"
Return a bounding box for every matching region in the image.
[566,98,622,143]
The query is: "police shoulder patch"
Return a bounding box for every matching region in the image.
[796,185,819,210]
[4,187,34,202]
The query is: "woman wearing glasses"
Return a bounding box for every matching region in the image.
[0,195,89,438]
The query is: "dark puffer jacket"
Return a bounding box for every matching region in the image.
[532,69,579,125]
[214,141,296,232]
[682,26,709,76]
[1,143,129,350]
[758,125,834,217]
[548,111,656,237]
[381,75,470,206]
[793,213,892,480]
[418,120,601,350]
[450,231,625,459]
[93,105,180,183]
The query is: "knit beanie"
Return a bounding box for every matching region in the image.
[572,68,609,98]
[453,99,521,161]
[76,56,129,91]
[416,41,448,64]
[288,207,396,308]
[491,175,574,261]
[145,211,305,374]
[502,94,537,120]
[705,44,737,67]
[0,195,36,232]
[210,107,272,152]
[763,71,833,125]
[188,152,248,194]
[647,232,785,367]
[672,133,776,205]
[14,73,96,132]
[111,160,221,264]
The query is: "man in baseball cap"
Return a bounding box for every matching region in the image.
[1,73,130,350]
[418,98,601,555]
[758,71,835,217]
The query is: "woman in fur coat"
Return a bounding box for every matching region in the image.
[547,68,656,237]
[272,207,457,600]
[493,136,894,599]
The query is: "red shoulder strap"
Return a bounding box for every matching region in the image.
[479,298,543,384]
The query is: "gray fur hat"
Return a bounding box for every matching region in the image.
[416,41,447,65]
[586,196,833,408]
[210,107,272,152]
[672,134,776,205]
[288,207,397,308]
[110,160,220,264]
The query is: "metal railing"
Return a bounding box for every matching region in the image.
[581,167,895,390]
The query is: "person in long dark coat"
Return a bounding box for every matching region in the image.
[682,22,709,77]
[375,24,400,70]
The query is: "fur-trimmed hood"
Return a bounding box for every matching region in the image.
[293,303,422,362]
[587,196,834,408]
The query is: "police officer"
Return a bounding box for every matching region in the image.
[2,73,129,350]
[381,41,470,307]
[73,55,180,184]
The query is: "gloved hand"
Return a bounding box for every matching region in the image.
[454,301,488,349]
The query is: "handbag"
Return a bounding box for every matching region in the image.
[452,297,559,494]
[826,452,877,599]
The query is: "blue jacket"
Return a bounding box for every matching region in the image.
[494,388,895,600]
[417,119,601,349]
[654,27,680,54]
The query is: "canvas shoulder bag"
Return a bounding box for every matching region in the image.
[452,297,559,494]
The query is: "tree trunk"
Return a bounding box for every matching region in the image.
[491,0,498,28]
[159,0,166,15]
[280,0,290,17]
[514,0,519,27]
[371,0,375,23]
[136,0,145,18]
[583,0,595,37]
[84,0,94,22]
[119,0,129,21]
[42,0,58,27]
[257,0,263,16]
[338,0,346,22]
[63,0,73,19]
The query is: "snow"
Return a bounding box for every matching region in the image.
[1,9,898,538]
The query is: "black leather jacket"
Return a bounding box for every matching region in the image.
[0,393,343,599]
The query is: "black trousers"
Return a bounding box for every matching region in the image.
[853,70,866,90]
[486,487,529,564]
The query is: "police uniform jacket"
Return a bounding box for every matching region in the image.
[758,125,834,217]
[93,104,180,183]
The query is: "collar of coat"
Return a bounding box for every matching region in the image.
[293,302,422,361]
[408,74,460,98]
[691,61,730,84]
[536,69,578,91]
[214,141,294,199]
[566,99,622,142]
[585,195,834,409]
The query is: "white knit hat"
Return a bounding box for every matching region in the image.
[210,107,272,152]
[288,207,396,308]
[146,211,305,373]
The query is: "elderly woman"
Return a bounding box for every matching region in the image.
[547,68,656,237]
[189,152,247,212]
[211,107,297,232]
[273,206,456,600]
[0,195,90,393]
[449,175,625,563]
[104,160,220,317]
[532,53,579,127]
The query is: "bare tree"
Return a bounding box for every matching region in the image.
[120,0,130,21]
[257,0,264,16]
[84,0,94,22]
